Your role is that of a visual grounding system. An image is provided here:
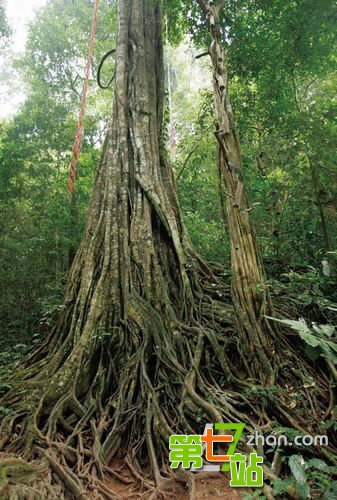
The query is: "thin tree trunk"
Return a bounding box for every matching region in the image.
[291,76,332,259]
[307,152,331,256]
[197,0,277,383]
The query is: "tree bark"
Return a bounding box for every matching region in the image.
[197,0,277,383]
[307,151,332,256]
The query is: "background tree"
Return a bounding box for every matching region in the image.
[225,0,337,263]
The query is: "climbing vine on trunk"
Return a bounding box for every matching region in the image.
[197,0,278,384]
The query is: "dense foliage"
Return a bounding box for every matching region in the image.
[0,0,116,335]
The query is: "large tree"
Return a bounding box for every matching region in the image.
[0,0,334,497]
[0,0,231,496]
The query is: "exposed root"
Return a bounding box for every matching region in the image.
[0,265,335,498]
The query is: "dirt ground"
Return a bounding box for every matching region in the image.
[176,472,246,499]
[104,470,248,499]
[1,454,249,498]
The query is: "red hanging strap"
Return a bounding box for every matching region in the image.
[67,0,100,194]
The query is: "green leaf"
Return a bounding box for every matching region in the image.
[304,345,321,362]
[289,455,307,485]
[295,480,310,500]
[276,317,321,347]
[306,458,329,472]
[272,478,292,496]
[267,317,337,363]
[312,324,335,338]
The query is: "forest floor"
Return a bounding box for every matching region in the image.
[104,465,247,499]
[0,452,247,499]
[0,343,250,499]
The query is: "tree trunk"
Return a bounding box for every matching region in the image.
[291,77,332,260]
[197,0,277,383]
[0,0,236,494]
[307,152,332,256]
